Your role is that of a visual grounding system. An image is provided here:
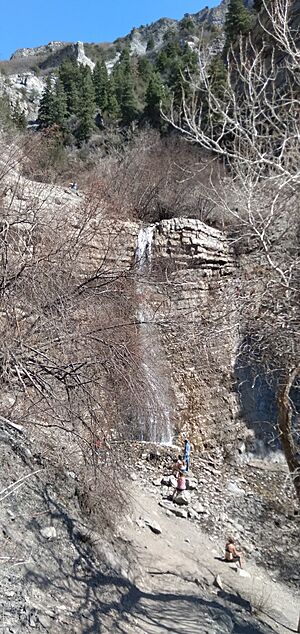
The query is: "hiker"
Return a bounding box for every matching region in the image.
[172,468,186,501]
[172,455,185,477]
[94,432,111,454]
[225,536,244,568]
[70,181,78,193]
[183,438,191,472]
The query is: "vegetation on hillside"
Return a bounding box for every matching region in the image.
[33,0,257,146]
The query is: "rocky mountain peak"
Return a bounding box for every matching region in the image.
[10,41,69,61]
[0,1,231,123]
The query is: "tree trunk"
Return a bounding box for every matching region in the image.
[277,366,300,504]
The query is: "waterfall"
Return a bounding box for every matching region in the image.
[134,226,173,445]
[135,226,154,265]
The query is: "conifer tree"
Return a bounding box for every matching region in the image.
[169,60,184,107]
[224,0,252,46]
[76,66,96,144]
[113,47,138,124]
[38,76,56,127]
[156,50,169,74]
[138,57,152,83]
[12,101,27,130]
[106,76,120,119]
[93,60,109,112]
[53,79,68,130]
[182,44,198,76]
[118,47,131,74]
[59,60,80,115]
[121,75,138,125]
[146,35,155,51]
[208,56,227,98]
[144,72,164,126]
[202,56,228,129]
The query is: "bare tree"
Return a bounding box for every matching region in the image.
[0,131,163,526]
[164,0,300,499]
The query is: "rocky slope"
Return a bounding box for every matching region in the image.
[1,424,299,633]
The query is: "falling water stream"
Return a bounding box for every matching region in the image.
[135,226,173,445]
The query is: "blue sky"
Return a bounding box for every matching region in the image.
[1,0,220,60]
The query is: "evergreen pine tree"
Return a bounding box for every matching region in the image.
[106,76,120,119]
[38,76,56,128]
[144,72,164,126]
[201,56,228,130]
[182,44,198,76]
[112,64,122,106]
[53,79,68,130]
[169,59,184,107]
[118,47,131,74]
[146,35,155,51]
[12,101,27,130]
[138,57,152,83]
[224,0,252,46]
[93,60,109,112]
[76,66,96,144]
[156,50,169,74]
[121,74,138,125]
[59,60,80,115]
[179,16,196,35]
[208,56,227,98]
[113,47,138,125]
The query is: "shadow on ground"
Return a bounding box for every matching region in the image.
[23,486,276,634]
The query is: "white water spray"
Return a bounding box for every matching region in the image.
[134,225,173,445]
[135,226,154,266]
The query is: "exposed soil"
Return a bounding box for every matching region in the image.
[0,429,299,633]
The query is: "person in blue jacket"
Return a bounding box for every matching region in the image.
[183,438,191,472]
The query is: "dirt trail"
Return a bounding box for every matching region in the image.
[109,484,300,634]
[1,431,299,633]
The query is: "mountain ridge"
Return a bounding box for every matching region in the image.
[7,1,228,62]
[0,1,228,122]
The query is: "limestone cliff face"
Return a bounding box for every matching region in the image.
[10,41,68,60]
[154,218,233,273]
[0,157,244,450]
[1,42,95,120]
[0,72,45,119]
[87,216,239,448]
[148,219,239,449]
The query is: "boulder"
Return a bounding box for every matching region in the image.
[152,478,162,486]
[174,491,191,506]
[188,508,198,520]
[173,508,188,519]
[144,519,162,535]
[161,475,177,487]
[194,502,205,513]
[236,568,251,578]
[40,526,56,540]
[186,477,198,490]
[158,500,173,510]
[227,481,245,496]
[38,614,53,629]
[214,574,223,590]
